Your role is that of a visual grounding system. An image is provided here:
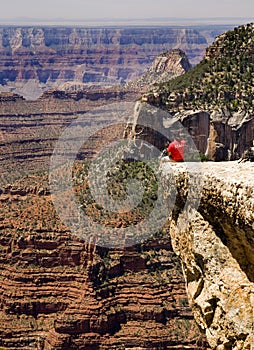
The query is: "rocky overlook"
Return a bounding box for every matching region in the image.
[142,23,254,161]
[0,25,233,99]
[162,161,254,350]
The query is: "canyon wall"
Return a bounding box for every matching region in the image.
[180,109,254,161]
[0,90,138,185]
[126,49,192,90]
[0,173,208,349]
[0,25,233,98]
[0,46,191,186]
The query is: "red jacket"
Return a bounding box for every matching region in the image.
[167,140,186,162]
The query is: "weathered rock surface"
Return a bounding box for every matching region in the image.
[180,109,254,161]
[0,25,233,99]
[161,161,254,349]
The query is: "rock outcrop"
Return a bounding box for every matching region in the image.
[126,49,191,90]
[127,100,254,161]
[0,25,233,99]
[161,161,254,350]
[178,109,253,161]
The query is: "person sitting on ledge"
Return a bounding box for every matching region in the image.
[167,137,186,162]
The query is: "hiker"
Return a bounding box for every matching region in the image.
[167,137,186,162]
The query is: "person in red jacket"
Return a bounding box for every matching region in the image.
[167,138,186,162]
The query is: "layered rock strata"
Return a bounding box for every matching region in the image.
[0,44,192,186]
[0,89,137,185]
[0,174,207,349]
[0,159,253,350]
[0,25,233,98]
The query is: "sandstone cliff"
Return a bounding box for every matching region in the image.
[161,161,254,350]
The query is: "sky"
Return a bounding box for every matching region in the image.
[0,0,253,21]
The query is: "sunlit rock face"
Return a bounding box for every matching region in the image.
[162,161,254,350]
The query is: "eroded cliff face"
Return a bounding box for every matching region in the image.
[180,109,254,161]
[0,89,138,185]
[162,161,254,349]
[0,26,232,98]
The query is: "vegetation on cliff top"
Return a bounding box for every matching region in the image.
[145,23,254,112]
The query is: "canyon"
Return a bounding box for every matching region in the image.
[0,151,253,349]
[0,47,208,349]
[0,25,234,99]
[0,22,253,350]
[0,47,192,186]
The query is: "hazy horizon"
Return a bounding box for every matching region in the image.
[0,16,253,27]
[0,0,253,25]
